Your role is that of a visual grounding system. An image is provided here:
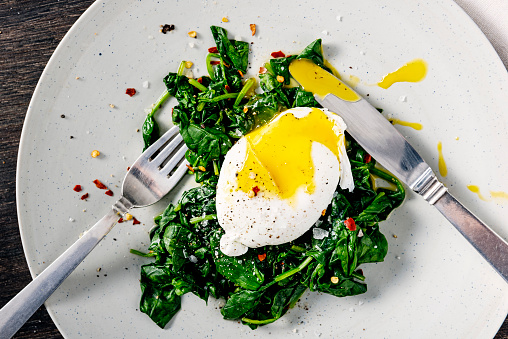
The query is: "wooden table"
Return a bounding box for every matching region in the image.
[0,0,507,338]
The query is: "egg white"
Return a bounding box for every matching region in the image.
[216,107,354,256]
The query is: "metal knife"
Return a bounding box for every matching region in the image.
[289,58,508,282]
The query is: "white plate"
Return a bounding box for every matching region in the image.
[17,0,508,338]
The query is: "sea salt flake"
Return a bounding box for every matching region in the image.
[184,69,194,79]
[189,255,198,263]
[321,30,329,35]
[142,81,149,88]
[399,95,407,102]
[336,15,342,21]
[313,228,329,239]
[69,217,75,222]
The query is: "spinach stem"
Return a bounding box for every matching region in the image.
[241,317,278,325]
[219,56,228,91]
[190,214,217,224]
[188,78,208,92]
[234,78,255,106]
[147,90,170,118]
[264,62,274,74]
[199,93,238,103]
[309,263,324,291]
[352,271,366,281]
[275,257,313,282]
[197,102,206,111]
[213,160,220,176]
[206,53,220,81]
[370,167,405,195]
[129,249,156,257]
[177,60,186,76]
[290,245,306,253]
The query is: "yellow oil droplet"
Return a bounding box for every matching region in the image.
[437,141,447,177]
[346,74,361,88]
[490,191,508,202]
[467,185,490,201]
[289,59,361,102]
[378,59,427,89]
[389,118,423,130]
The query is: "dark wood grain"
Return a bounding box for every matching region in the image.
[0,1,94,338]
[0,1,506,338]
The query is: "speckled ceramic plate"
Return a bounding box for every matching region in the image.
[17,0,508,338]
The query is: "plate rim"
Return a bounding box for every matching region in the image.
[15,0,508,337]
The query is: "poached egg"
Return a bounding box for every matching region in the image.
[216,107,354,256]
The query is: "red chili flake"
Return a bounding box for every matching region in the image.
[80,193,89,200]
[133,217,141,225]
[118,217,124,223]
[259,66,267,74]
[125,88,136,97]
[345,217,357,231]
[93,179,108,190]
[208,47,219,53]
[257,253,267,262]
[224,84,231,92]
[210,60,220,65]
[105,190,113,196]
[238,70,244,77]
[127,167,131,171]
[249,24,256,36]
[271,50,285,58]
[252,186,260,196]
[186,164,195,173]
[364,154,372,164]
[197,77,203,84]
[73,185,82,192]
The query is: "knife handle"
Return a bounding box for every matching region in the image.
[433,191,508,282]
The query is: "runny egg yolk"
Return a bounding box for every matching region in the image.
[236,107,344,201]
[288,58,361,102]
[377,59,427,89]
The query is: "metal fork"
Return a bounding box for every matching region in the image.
[0,126,189,339]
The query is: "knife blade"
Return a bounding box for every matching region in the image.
[289,58,508,282]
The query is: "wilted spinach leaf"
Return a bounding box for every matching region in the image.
[211,26,249,73]
[133,29,406,330]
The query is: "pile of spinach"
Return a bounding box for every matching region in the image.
[132,26,405,329]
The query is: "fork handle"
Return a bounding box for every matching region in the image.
[0,208,123,339]
[433,191,508,282]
